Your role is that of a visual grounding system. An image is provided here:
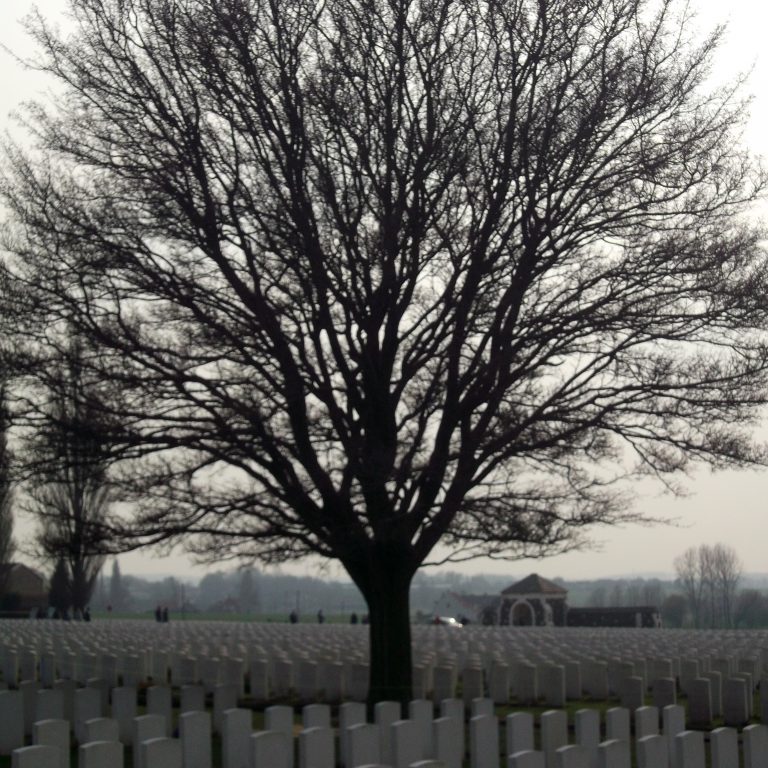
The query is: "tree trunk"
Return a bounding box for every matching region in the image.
[360,563,414,708]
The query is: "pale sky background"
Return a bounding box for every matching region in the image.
[2,0,768,583]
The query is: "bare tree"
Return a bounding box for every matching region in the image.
[674,543,742,627]
[23,339,111,615]
[3,0,768,701]
[0,388,15,597]
[674,547,706,628]
[711,542,742,628]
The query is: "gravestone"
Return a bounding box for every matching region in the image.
[597,739,629,768]
[221,708,251,768]
[299,727,334,768]
[723,678,749,727]
[686,678,712,728]
[674,731,704,768]
[540,710,568,765]
[10,745,60,768]
[469,714,498,768]
[82,718,119,744]
[574,709,599,768]
[140,737,181,768]
[605,708,629,743]
[506,712,534,755]
[636,735,667,768]
[743,724,768,768]
[554,744,590,768]
[79,741,124,768]
[179,711,212,768]
[709,727,738,768]
[392,720,422,768]
[34,689,64,723]
[375,701,401,766]
[339,702,366,768]
[133,715,165,768]
[408,699,434,759]
[147,687,172,737]
[508,753,545,768]
[0,690,25,755]
[112,687,137,745]
[75,687,103,744]
[433,717,461,768]
[347,723,380,768]
[31,719,69,768]
[302,704,330,730]
[179,685,205,714]
[651,678,676,710]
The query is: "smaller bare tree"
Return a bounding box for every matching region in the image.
[674,547,705,628]
[711,543,742,628]
[23,339,112,615]
[0,388,15,598]
[674,543,742,628]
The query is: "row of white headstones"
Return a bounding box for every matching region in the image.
[3,620,768,767]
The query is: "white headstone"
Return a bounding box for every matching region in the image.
[140,737,181,768]
[82,718,119,744]
[408,700,434,759]
[605,708,629,744]
[634,707,658,740]
[347,723,381,768]
[541,710,568,764]
[674,731,704,768]
[0,690,25,755]
[374,701,401,766]
[264,705,294,739]
[469,714,498,768]
[597,740,629,768]
[302,704,331,730]
[180,685,205,714]
[79,740,124,768]
[392,720,422,768]
[339,702,366,768]
[147,687,172,737]
[34,688,64,723]
[32,718,69,768]
[709,727,738,768]
[212,685,238,735]
[179,711,212,768]
[111,687,137,744]
[299,726,334,768]
[507,752,545,768]
[554,744,589,768]
[723,678,749,727]
[249,660,269,702]
[75,687,103,744]
[743,724,768,768]
[462,668,483,704]
[506,712,534,754]
[222,708,251,768]
[133,714,166,768]
[636,735,667,768]
[11,745,60,768]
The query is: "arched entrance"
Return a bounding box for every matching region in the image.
[511,600,534,626]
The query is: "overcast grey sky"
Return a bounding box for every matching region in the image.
[2,0,768,582]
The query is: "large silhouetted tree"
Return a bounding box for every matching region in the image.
[3,0,768,701]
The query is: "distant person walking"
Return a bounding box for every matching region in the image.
[317,609,325,624]
[155,605,162,622]
[350,612,358,624]
[289,609,298,624]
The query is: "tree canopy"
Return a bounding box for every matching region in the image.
[3,0,768,701]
